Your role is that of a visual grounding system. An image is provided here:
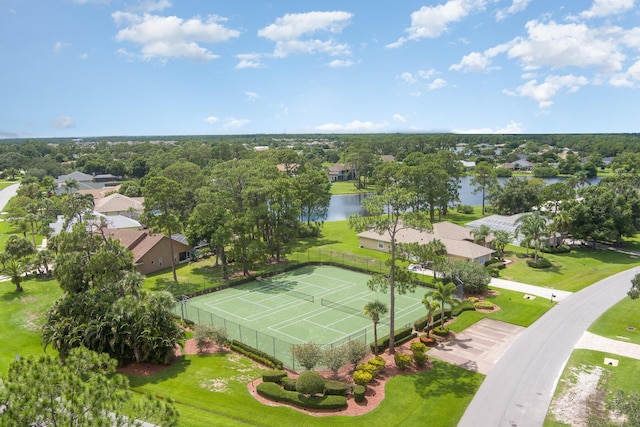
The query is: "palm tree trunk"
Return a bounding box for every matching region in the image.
[373,321,379,354]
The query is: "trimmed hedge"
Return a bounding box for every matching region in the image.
[474,301,495,310]
[282,377,297,391]
[394,332,418,347]
[296,370,325,396]
[370,326,414,353]
[526,258,552,269]
[256,382,348,410]
[432,326,450,338]
[229,340,283,369]
[262,370,288,384]
[542,245,571,254]
[451,300,475,317]
[324,380,350,396]
[353,385,366,403]
[394,353,412,370]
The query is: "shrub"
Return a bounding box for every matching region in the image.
[352,370,373,386]
[542,245,570,254]
[282,377,297,391]
[495,167,512,177]
[256,382,347,410]
[353,385,366,403]
[526,258,552,269]
[467,297,480,304]
[456,204,475,214]
[292,342,323,371]
[394,353,412,370]
[296,370,326,396]
[432,326,450,338]
[324,380,350,396]
[229,341,283,369]
[474,301,495,310]
[370,326,414,353]
[410,342,427,354]
[322,346,347,378]
[420,335,436,346]
[413,351,428,368]
[356,362,378,376]
[344,340,370,369]
[367,356,386,374]
[486,265,500,278]
[451,300,476,316]
[262,370,288,384]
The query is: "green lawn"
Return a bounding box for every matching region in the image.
[448,287,555,332]
[588,296,640,345]
[128,355,483,427]
[0,278,63,374]
[544,350,640,426]
[499,246,640,292]
[329,180,375,195]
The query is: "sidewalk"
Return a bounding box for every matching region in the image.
[490,277,572,302]
[575,331,640,360]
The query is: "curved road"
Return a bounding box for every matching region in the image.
[0,183,19,212]
[459,266,638,427]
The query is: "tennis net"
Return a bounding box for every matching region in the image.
[321,298,367,318]
[286,289,314,303]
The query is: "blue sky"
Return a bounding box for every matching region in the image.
[1,0,639,138]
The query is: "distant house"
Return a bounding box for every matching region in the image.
[380,155,395,162]
[327,163,356,182]
[276,163,300,176]
[55,171,119,194]
[94,193,144,218]
[460,160,476,168]
[466,213,561,247]
[76,185,121,200]
[93,173,119,183]
[56,171,94,185]
[104,229,192,275]
[357,221,495,265]
[48,211,142,235]
[512,159,534,171]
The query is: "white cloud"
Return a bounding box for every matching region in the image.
[388,0,488,48]
[504,74,589,107]
[428,78,448,90]
[315,120,386,132]
[53,41,70,53]
[112,11,240,62]
[450,51,493,72]
[393,114,406,123]
[132,0,171,13]
[51,116,76,129]
[496,0,532,21]
[204,116,218,124]
[579,0,635,19]
[222,117,250,128]
[398,69,438,83]
[235,53,265,69]
[79,53,89,59]
[507,20,625,73]
[454,120,524,134]
[245,91,259,101]
[398,72,417,84]
[609,59,640,87]
[258,11,353,58]
[328,59,354,67]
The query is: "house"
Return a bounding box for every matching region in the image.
[55,171,119,195]
[460,160,476,168]
[76,185,122,200]
[466,213,561,247]
[327,163,356,182]
[48,211,142,235]
[104,229,192,275]
[56,171,94,185]
[512,159,534,171]
[357,221,495,265]
[94,193,145,218]
[380,155,395,162]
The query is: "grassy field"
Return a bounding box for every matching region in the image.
[129,355,483,427]
[329,180,375,195]
[499,246,640,292]
[544,350,640,426]
[588,295,640,344]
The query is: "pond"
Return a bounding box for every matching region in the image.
[325,176,601,221]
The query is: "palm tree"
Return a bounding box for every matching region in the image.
[429,282,462,328]
[553,211,572,245]
[63,178,79,194]
[0,257,30,292]
[515,212,547,262]
[471,225,492,247]
[492,230,511,259]
[421,294,440,337]
[362,300,388,355]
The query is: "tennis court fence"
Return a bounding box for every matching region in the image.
[175,300,374,371]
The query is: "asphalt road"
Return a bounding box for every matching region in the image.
[0,183,19,212]
[458,266,638,427]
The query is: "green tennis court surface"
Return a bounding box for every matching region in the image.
[180,265,427,368]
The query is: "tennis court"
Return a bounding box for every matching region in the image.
[181,265,427,368]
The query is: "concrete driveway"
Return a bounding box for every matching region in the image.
[428,318,525,375]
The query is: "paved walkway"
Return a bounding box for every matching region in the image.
[428,318,525,375]
[575,331,640,360]
[490,277,572,301]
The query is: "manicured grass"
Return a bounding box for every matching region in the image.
[588,296,640,345]
[448,287,555,332]
[0,181,15,191]
[329,180,375,195]
[499,246,640,292]
[544,349,640,426]
[0,277,63,374]
[128,355,483,427]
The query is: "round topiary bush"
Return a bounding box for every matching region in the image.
[526,258,552,269]
[432,326,450,338]
[394,353,412,370]
[353,385,366,403]
[353,369,373,386]
[296,370,326,396]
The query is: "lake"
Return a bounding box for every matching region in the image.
[325,176,601,221]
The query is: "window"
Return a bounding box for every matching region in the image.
[377,241,384,249]
[159,257,163,266]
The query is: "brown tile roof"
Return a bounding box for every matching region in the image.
[94,193,144,213]
[103,229,163,264]
[76,185,121,200]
